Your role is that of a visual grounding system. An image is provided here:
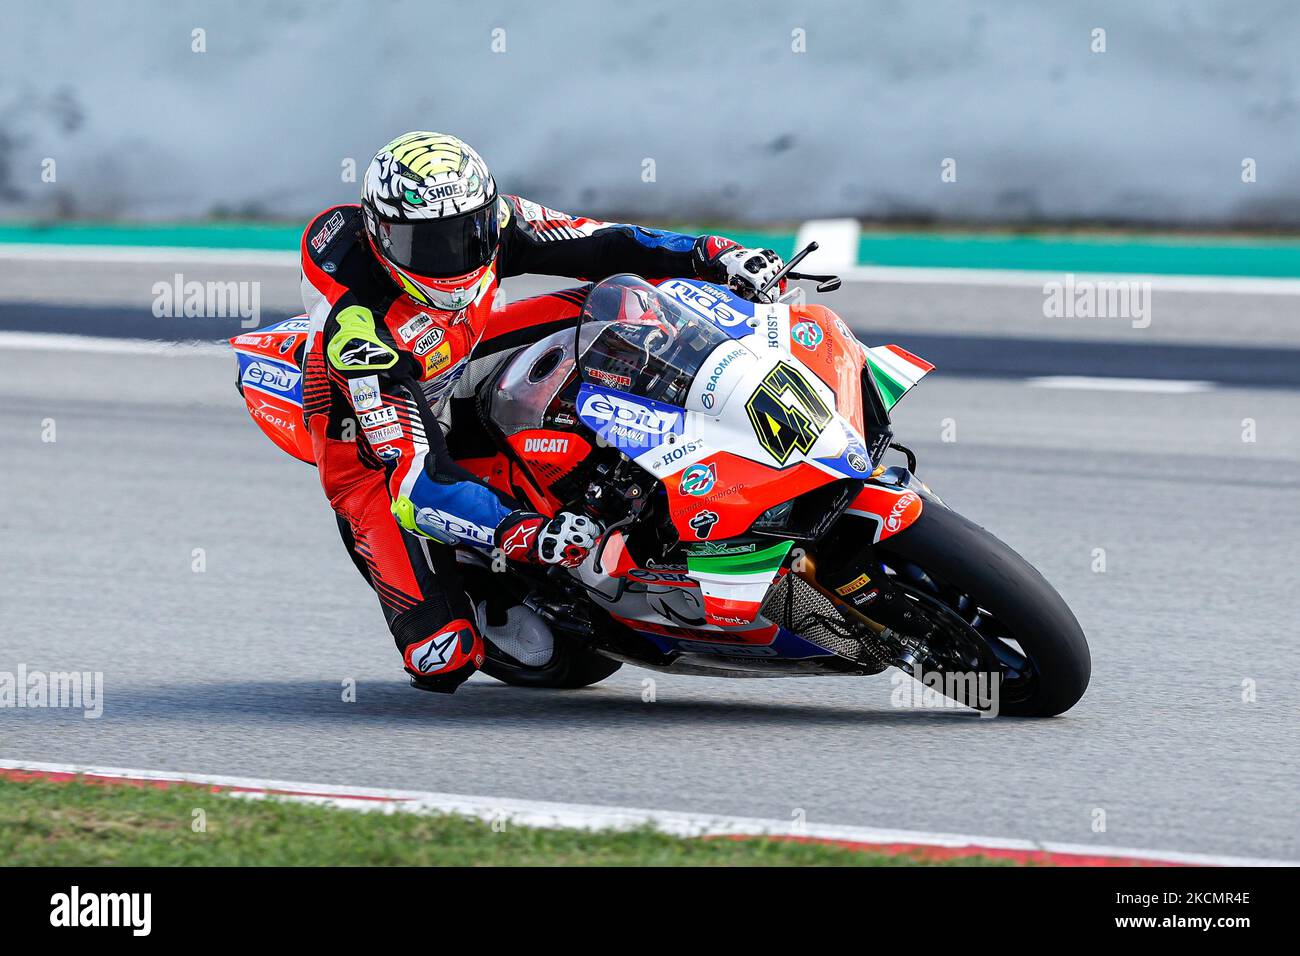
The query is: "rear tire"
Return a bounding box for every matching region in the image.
[481,634,623,689]
[873,502,1091,717]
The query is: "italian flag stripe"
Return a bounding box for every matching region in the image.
[687,540,793,577]
[866,344,934,411]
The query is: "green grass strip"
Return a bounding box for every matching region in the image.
[0,776,1015,866]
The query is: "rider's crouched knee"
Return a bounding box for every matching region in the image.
[393,606,485,694]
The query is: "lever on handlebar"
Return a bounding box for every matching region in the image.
[758,241,843,296]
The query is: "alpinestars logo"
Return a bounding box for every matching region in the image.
[339,339,393,367]
[411,631,460,675]
[500,521,538,557]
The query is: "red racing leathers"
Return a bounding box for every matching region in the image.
[299,196,748,692]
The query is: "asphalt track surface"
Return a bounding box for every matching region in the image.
[2,258,1299,860]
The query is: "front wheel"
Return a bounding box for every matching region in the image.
[866,502,1091,717]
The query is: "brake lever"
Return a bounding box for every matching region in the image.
[787,271,842,293]
[757,241,818,298]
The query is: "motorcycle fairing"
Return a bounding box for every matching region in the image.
[656,278,756,338]
[863,344,934,411]
[686,539,793,626]
[846,484,925,543]
[646,333,863,544]
[575,382,686,456]
[631,624,836,662]
[662,452,837,541]
[230,315,316,463]
[787,304,869,436]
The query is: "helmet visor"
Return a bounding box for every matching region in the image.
[374,198,500,279]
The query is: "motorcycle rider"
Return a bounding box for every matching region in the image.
[300,131,785,694]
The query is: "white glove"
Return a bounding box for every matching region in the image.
[702,244,786,303]
[538,512,602,567]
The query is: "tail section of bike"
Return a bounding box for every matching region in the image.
[229,316,315,464]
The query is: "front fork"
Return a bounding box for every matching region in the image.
[793,465,945,668]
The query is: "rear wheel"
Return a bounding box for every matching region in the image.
[865,502,1091,717]
[458,563,623,690]
[481,634,623,689]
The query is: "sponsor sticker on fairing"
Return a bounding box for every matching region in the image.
[649,437,705,471]
[884,492,920,532]
[792,320,823,349]
[688,509,719,539]
[264,318,312,333]
[689,343,751,413]
[577,384,683,453]
[523,436,570,454]
[251,399,297,433]
[589,367,633,390]
[240,357,303,400]
[758,304,790,351]
[658,279,752,329]
[349,375,382,410]
[680,462,717,496]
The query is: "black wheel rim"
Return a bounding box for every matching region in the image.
[879,559,1042,708]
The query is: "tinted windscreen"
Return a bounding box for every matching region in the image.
[579,275,731,406]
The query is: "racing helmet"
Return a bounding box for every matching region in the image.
[361,131,503,312]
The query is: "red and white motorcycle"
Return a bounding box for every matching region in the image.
[234,248,1091,716]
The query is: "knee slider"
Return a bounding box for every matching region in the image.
[393,606,484,679]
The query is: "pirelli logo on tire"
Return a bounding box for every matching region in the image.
[744,362,833,464]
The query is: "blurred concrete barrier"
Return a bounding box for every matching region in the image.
[2,0,1298,226]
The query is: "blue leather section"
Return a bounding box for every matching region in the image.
[408,471,510,549]
[623,225,698,252]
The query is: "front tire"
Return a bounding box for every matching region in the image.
[871,502,1091,717]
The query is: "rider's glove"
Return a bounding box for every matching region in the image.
[693,236,786,303]
[496,510,602,568]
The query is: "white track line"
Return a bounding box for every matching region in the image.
[0,331,227,356]
[0,334,1235,396]
[838,264,1300,295]
[3,759,1292,866]
[1027,375,1214,394]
